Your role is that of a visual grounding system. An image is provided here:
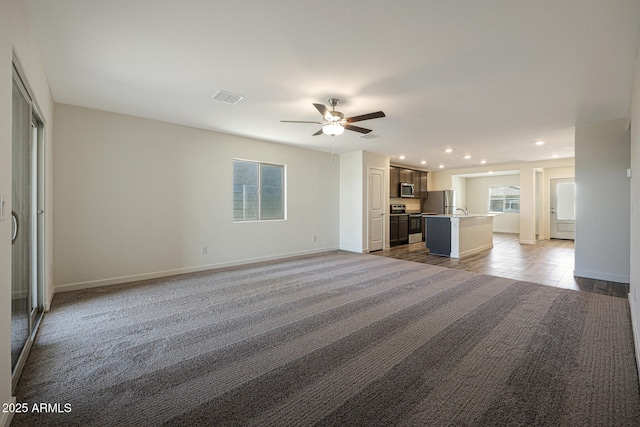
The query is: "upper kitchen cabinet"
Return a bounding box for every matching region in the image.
[412,172,421,195]
[390,165,428,199]
[419,171,428,197]
[390,166,400,198]
[399,169,413,183]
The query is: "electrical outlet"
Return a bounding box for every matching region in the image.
[0,195,4,221]
[313,235,317,242]
[201,246,208,255]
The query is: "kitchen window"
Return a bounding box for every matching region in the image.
[488,185,520,213]
[233,159,286,221]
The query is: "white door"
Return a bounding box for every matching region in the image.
[368,167,385,251]
[550,178,575,240]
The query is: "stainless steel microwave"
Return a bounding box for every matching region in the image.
[400,182,415,197]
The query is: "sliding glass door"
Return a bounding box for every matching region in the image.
[11,64,44,389]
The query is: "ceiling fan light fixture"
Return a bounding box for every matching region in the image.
[284,99,383,137]
[322,123,344,136]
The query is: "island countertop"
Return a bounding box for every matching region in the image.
[422,213,496,218]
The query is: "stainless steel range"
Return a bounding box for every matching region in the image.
[390,204,422,244]
[390,204,406,215]
[408,212,423,243]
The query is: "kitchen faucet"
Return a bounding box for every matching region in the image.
[456,206,469,217]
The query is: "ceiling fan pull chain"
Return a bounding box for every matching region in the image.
[331,137,335,162]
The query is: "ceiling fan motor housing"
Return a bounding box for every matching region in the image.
[329,111,345,122]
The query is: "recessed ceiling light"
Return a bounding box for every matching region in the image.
[464,155,472,159]
[535,141,545,146]
[445,148,453,153]
[551,154,559,158]
[420,160,426,165]
[439,164,445,169]
[488,171,494,174]
[399,155,406,160]
[480,160,487,164]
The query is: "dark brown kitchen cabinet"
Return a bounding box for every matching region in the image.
[399,169,413,183]
[390,215,398,245]
[390,166,427,199]
[419,171,428,197]
[398,215,409,243]
[412,172,421,195]
[389,166,399,198]
[390,214,409,246]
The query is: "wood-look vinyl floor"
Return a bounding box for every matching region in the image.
[373,233,629,298]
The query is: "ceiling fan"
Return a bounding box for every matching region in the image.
[281,98,385,136]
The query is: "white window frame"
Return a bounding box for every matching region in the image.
[488,185,520,213]
[233,159,287,222]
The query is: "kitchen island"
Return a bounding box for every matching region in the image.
[424,214,494,258]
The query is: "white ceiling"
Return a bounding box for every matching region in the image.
[25,0,640,170]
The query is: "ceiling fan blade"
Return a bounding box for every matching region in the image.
[313,103,332,120]
[312,129,324,136]
[346,111,386,123]
[344,124,372,134]
[280,120,324,124]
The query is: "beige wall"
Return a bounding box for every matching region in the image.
[53,104,340,290]
[389,198,420,211]
[465,175,521,233]
[574,119,630,283]
[339,151,364,252]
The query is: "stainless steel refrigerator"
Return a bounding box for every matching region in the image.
[422,190,456,214]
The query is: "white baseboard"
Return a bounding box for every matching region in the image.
[459,243,494,258]
[629,295,640,387]
[573,269,630,284]
[519,239,536,245]
[54,246,339,293]
[0,397,16,427]
[45,289,54,311]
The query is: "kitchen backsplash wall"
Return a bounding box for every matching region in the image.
[390,198,421,211]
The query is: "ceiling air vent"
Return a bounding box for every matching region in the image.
[211,90,244,105]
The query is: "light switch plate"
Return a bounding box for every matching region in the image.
[0,195,4,221]
[628,168,633,178]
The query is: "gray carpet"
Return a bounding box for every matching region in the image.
[12,251,640,426]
